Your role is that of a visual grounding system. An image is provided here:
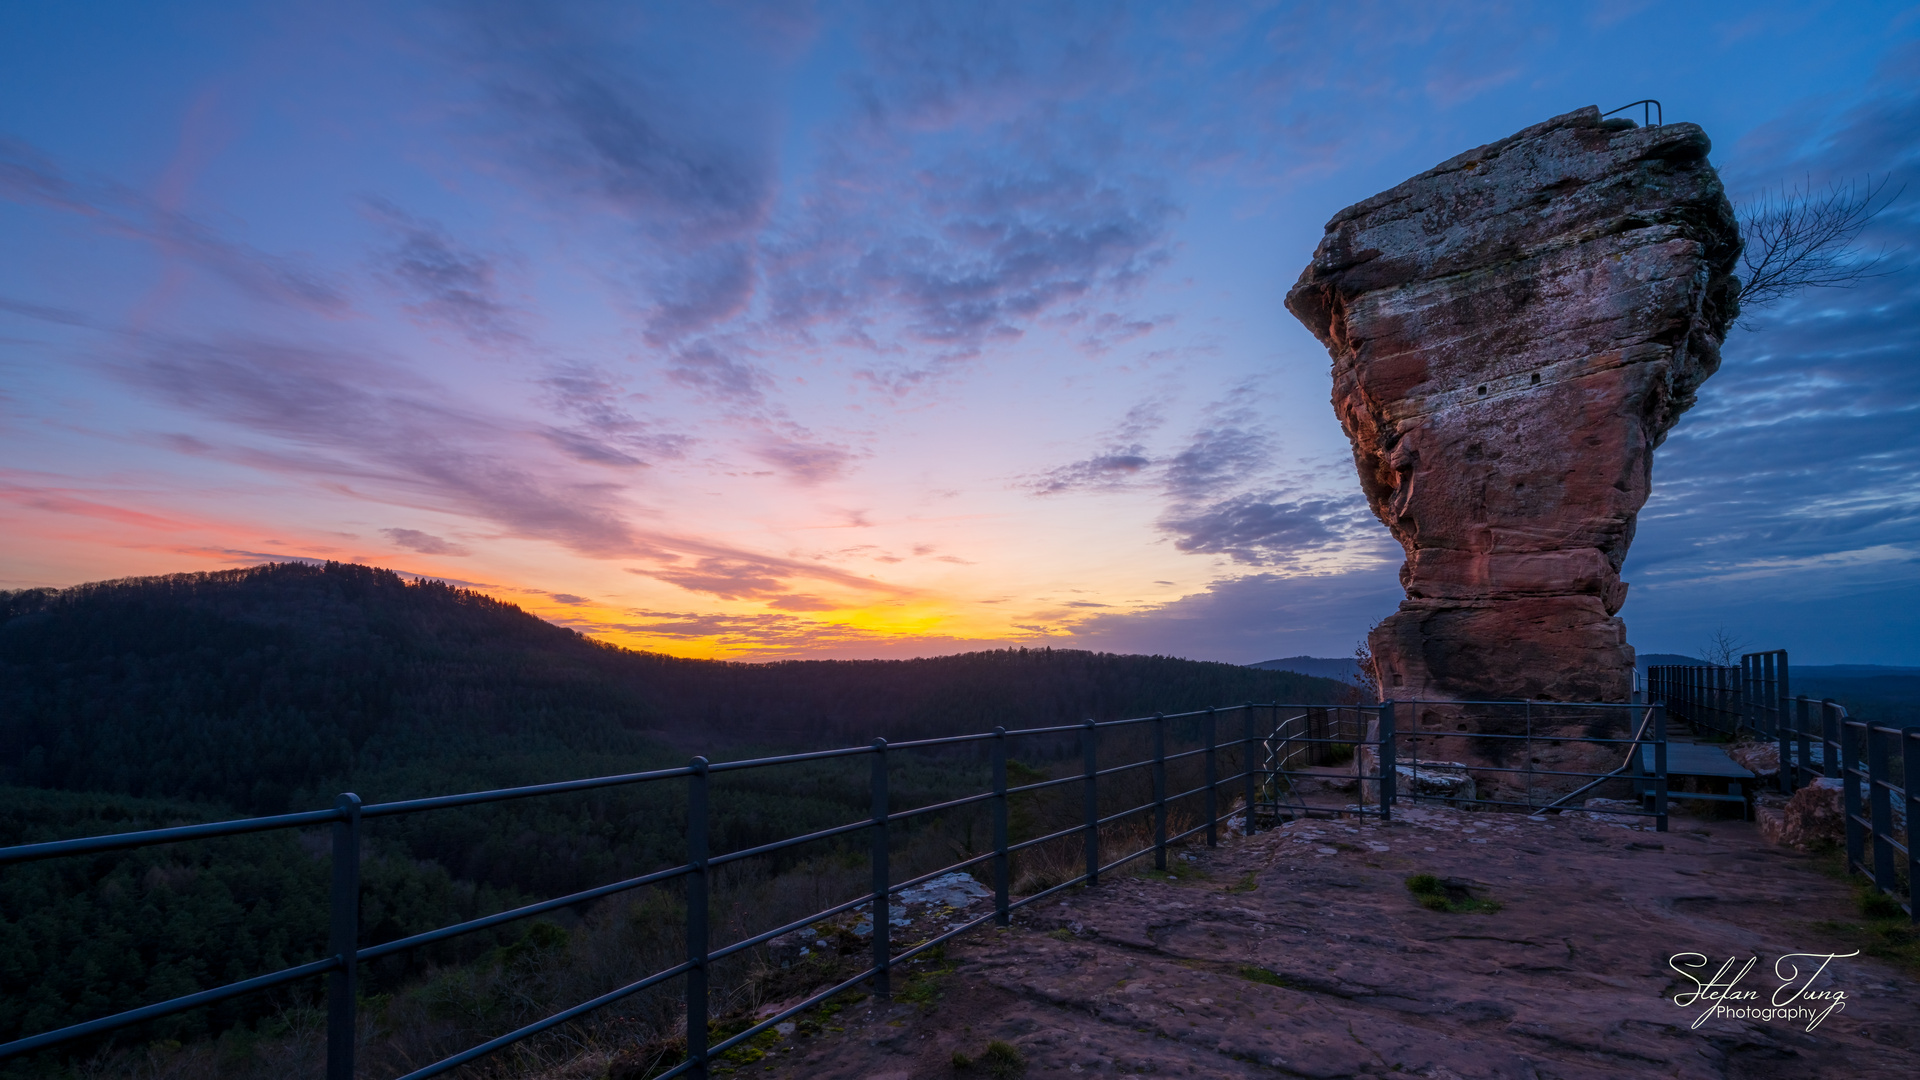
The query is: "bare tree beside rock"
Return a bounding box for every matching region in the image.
[1697,626,1751,667]
[1735,175,1903,327]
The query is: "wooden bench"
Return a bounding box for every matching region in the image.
[1637,743,1754,820]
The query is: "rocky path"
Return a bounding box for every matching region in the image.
[742,807,1917,1078]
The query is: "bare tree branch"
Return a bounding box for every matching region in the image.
[1736,175,1904,327]
[1353,618,1381,704]
[1696,626,1750,668]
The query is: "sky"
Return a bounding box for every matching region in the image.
[2,1,1917,667]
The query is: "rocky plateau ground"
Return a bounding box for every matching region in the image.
[726,806,1916,1079]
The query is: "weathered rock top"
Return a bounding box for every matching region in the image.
[1298,108,1732,299]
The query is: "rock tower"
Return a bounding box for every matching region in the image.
[1286,106,1740,703]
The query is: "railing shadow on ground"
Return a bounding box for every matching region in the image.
[2,706,1279,1079]
[1649,649,1916,925]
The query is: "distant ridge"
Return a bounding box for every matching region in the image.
[0,561,1354,811]
[1636,652,1703,670]
[1250,655,1361,685]
[0,562,1358,1055]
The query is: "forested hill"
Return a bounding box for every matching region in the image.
[0,561,1347,813]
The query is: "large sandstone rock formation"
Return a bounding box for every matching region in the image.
[1286,106,1740,703]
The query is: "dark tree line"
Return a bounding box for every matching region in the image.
[0,562,1342,812]
[0,561,1346,1059]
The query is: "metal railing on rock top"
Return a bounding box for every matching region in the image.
[1648,649,1916,923]
[1601,99,1662,127]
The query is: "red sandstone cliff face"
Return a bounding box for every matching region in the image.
[1286,106,1740,703]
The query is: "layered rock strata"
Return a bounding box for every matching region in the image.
[1286,106,1740,703]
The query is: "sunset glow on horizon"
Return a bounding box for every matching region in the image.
[6,2,1918,665]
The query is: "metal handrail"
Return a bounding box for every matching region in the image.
[1602,99,1662,127]
[0,703,1263,1076]
[1385,700,1668,823]
[9,687,1812,1076]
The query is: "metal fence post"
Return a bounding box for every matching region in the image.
[1842,719,1865,876]
[1778,651,1792,731]
[1082,720,1099,886]
[1652,704,1669,834]
[1867,724,1894,896]
[1242,703,1258,837]
[1793,695,1811,791]
[1204,709,1218,847]
[1741,655,1754,732]
[327,793,361,1080]
[992,726,1009,927]
[1378,701,1396,821]
[686,758,709,1077]
[1821,700,1841,784]
[1905,728,1920,926]
[1735,657,1751,730]
[870,740,891,999]
[1152,713,1167,871]
[1775,663,1792,793]
[1707,667,1717,734]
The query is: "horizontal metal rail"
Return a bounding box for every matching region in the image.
[707,818,873,869]
[1006,821,1096,856]
[1602,98,1662,126]
[362,765,696,817]
[707,890,885,966]
[0,807,343,866]
[888,789,998,823]
[0,957,340,1059]
[394,961,696,1080]
[1006,773,1088,796]
[359,863,695,962]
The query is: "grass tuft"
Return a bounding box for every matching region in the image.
[899,946,955,1007]
[1236,965,1291,988]
[1137,857,1209,884]
[953,1039,1026,1076]
[980,1040,1027,1077]
[1859,884,1906,920]
[1405,873,1501,914]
